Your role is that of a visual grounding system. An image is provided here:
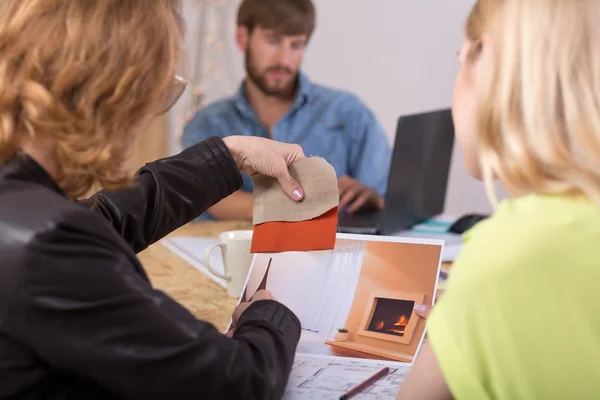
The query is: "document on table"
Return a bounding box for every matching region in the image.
[162,233,437,397]
[234,232,441,398]
[284,354,411,399]
[160,237,227,288]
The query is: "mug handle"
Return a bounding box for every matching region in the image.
[204,243,231,281]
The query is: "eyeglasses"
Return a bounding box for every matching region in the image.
[157,74,188,114]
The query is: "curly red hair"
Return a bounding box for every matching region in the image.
[0,0,184,198]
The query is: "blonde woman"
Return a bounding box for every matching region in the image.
[0,1,307,399]
[398,0,600,399]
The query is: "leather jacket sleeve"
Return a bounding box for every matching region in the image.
[6,205,301,400]
[79,136,242,253]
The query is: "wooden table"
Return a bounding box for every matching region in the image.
[140,221,452,359]
[139,221,253,332]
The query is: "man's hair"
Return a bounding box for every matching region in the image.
[237,0,316,37]
[0,0,184,198]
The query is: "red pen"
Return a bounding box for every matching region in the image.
[339,367,390,399]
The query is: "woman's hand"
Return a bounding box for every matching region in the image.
[226,290,276,337]
[414,289,445,319]
[223,136,305,201]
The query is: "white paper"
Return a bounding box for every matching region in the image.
[284,354,411,399]
[245,250,333,327]
[162,233,442,398]
[232,231,443,400]
[160,237,228,288]
[241,238,366,334]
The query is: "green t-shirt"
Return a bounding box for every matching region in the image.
[428,194,600,399]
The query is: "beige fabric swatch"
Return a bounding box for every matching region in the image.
[252,157,339,225]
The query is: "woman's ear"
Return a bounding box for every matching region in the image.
[477,34,494,69]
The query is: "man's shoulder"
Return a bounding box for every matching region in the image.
[309,81,367,111]
[187,97,238,125]
[182,97,241,144]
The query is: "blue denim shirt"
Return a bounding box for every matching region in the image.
[182,72,392,220]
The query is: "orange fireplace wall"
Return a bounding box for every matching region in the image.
[343,241,442,357]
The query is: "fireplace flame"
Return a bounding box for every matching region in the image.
[367,298,414,337]
[394,315,408,327]
[374,315,409,334]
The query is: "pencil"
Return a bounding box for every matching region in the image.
[339,367,390,399]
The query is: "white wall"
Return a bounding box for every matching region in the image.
[302,0,507,215]
[173,0,508,216]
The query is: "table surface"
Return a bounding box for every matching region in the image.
[139,221,253,332]
[140,221,452,359]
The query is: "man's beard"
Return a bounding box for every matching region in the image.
[245,48,297,99]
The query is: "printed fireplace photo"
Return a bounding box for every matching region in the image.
[366,298,414,337]
[357,290,424,344]
[233,235,443,364]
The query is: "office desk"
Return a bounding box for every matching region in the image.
[140,222,452,343]
[139,221,253,332]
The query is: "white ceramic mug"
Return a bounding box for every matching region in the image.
[204,230,254,298]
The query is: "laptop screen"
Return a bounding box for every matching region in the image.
[380,108,455,233]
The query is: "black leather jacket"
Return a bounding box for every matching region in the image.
[0,137,301,400]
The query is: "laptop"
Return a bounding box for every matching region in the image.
[337,108,455,235]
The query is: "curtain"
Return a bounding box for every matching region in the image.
[167,0,243,155]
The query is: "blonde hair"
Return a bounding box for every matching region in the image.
[0,0,184,198]
[466,0,600,206]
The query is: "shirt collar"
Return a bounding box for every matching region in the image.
[233,70,313,119]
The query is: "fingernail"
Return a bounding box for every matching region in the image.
[292,189,303,199]
[414,305,428,313]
